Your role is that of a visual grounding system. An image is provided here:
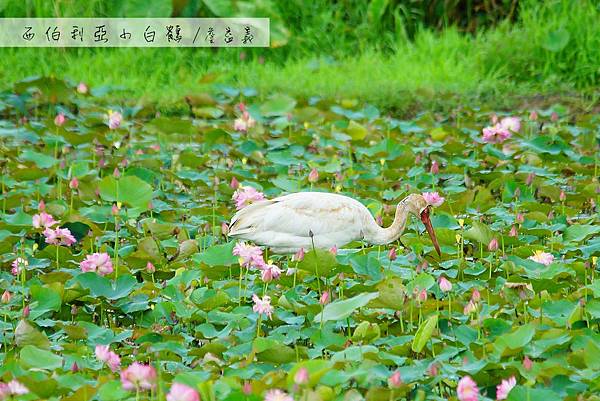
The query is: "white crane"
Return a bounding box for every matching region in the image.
[229,192,441,255]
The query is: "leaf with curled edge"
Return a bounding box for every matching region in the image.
[15,319,50,349]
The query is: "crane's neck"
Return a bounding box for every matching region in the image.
[364,202,412,245]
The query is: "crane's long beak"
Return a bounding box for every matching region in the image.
[420,206,441,256]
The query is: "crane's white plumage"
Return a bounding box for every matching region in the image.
[229,192,441,255]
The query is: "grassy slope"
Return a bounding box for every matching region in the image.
[0,1,598,113]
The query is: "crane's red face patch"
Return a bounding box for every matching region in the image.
[420,206,441,256]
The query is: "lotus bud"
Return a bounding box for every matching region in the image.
[388,247,397,261]
[388,371,402,388]
[463,300,477,315]
[529,110,538,121]
[146,262,156,274]
[516,213,524,223]
[77,82,88,94]
[1,290,11,304]
[523,356,533,371]
[294,367,309,385]
[439,276,452,292]
[308,168,319,183]
[526,173,535,186]
[221,222,229,236]
[488,238,499,252]
[69,177,79,189]
[54,113,66,127]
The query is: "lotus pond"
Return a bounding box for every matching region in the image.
[0,77,599,401]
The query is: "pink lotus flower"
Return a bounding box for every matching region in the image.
[95,344,110,361]
[422,192,445,207]
[509,225,518,237]
[230,177,240,190]
[388,371,402,388]
[488,238,499,252]
[121,362,157,391]
[428,363,439,377]
[77,82,88,94]
[523,356,533,371]
[95,345,121,372]
[457,376,479,401]
[430,160,439,174]
[463,300,477,315]
[32,212,58,228]
[439,276,452,292]
[0,380,29,398]
[496,376,516,400]
[146,262,156,274]
[54,113,67,127]
[529,251,554,266]
[252,294,273,319]
[293,247,305,262]
[11,257,28,276]
[167,383,200,401]
[233,111,256,132]
[500,117,521,133]
[106,354,121,371]
[526,173,535,186]
[259,263,282,282]
[417,289,427,303]
[308,168,319,183]
[1,290,11,304]
[233,242,265,269]
[516,213,524,224]
[80,253,113,276]
[388,247,397,261]
[69,177,79,189]
[472,288,481,302]
[529,110,538,121]
[320,291,330,305]
[107,110,122,130]
[294,367,309,385]
[232,186,265,210]
[329,245,338,255]
[482,123,511,143]
[559,190,566,202]
[264,389,293,401]
[44,227,76,246]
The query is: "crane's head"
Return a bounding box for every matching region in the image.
[403,194,441,256]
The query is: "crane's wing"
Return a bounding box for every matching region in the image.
[228,192,368,251]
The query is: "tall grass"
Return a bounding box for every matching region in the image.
[0,0,597,110]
